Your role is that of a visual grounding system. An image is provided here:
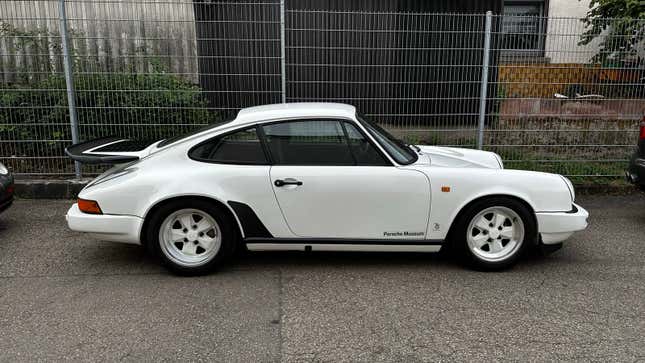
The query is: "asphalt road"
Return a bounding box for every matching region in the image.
[1,195,644,362]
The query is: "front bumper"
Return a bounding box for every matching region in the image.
[0,177,14,214]
[0,196,13,213]
[626,155,645,186]
[535,203,589,245]
[66,203,143,245]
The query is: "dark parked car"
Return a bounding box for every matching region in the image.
[0,162,14,213]
[626,116,645,191]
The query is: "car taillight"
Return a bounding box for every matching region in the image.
[78,199,102,214]
[640,116,645,140]
[6,185,14,196]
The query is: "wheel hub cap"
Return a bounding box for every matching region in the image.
[466,206,525,263]
[158,209,222,267]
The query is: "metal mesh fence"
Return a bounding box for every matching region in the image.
[1,0,643,182]
[0,1,71,175]
[487,15,644,181]
[285,10,488,147]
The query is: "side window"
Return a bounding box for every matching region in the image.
[343,122,389,166]
[189,127,267,164]
[262,120,354,165]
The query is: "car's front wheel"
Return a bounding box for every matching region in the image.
[147,200,236,275]
[453,197,537,270]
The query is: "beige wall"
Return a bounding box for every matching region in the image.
[544,0,601,64]
[549,0,592,18]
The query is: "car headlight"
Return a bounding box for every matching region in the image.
[0,162,8,175]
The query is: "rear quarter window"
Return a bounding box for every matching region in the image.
[189,127,268,165]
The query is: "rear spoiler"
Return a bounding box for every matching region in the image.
[65,137,157,165]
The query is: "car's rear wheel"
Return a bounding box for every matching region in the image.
[453,197,537,270]
[147,200,236,275]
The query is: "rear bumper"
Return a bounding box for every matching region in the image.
[536,203,589,245]
[66,203,143,245]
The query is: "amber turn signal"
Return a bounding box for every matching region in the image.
[78,199,102,214]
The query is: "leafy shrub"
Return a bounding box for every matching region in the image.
[0,72,214,160]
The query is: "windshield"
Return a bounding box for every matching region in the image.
[357,114,418,165]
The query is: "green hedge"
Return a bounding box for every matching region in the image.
[0,72,214,160]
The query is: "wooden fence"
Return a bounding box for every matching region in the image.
[0,0,199,84]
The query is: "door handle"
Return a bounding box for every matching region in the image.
[274,179,303,187]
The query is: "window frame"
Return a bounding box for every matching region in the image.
[501,0,549,59]
[340,121,391,167]
[356,114,419,165]
[188,117,396,167]
[259,118,393,167]
[188,125,271,165]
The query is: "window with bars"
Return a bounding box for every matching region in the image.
[502,1,548,56]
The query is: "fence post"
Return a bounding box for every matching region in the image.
[477,11,492,150]
[58,0,81,178]
[279,0,286,103]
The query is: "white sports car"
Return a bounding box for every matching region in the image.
[66,103,588,274]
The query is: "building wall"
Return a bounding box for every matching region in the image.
[544,0,600,64]
[193,0,503,122]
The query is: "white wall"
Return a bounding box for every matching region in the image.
[549,0,592,18]
[544,0,601,63]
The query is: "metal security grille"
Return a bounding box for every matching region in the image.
[0,0,643,182]
[284,10,488,148]
[488,15,644,180]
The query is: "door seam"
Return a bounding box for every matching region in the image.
[268,165,299,237]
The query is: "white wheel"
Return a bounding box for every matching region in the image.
[158,208,222,268]
[466,206,525,263]
[452,197,536,270]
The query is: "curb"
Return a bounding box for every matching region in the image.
[15,179,91,199]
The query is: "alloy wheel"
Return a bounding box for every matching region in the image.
[158,208,222,267]
[466,206,525,263]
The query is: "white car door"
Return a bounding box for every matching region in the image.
[263,120,430,239]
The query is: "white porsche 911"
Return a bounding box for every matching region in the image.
[66,103,588,274]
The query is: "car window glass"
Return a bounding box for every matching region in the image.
[343,123,389,166]
[357,114,417,165]
[189,127,267,164]
[262,120,354,165]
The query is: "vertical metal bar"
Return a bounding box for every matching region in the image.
[58,0,81,178]
[279,0,286,103]
[477,11,492,150]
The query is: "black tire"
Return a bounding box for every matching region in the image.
[451,197,537,271]
[146,199,238,276]
[538,242,563,256]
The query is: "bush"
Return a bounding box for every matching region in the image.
[0,72,214,161]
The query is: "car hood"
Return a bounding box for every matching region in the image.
[414,145,503,169]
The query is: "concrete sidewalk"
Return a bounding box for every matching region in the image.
[0,195,644,361]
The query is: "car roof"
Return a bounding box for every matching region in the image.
[154,103,358,151]
[231,102,357,126]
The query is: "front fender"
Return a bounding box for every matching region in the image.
[424,168,572,240]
